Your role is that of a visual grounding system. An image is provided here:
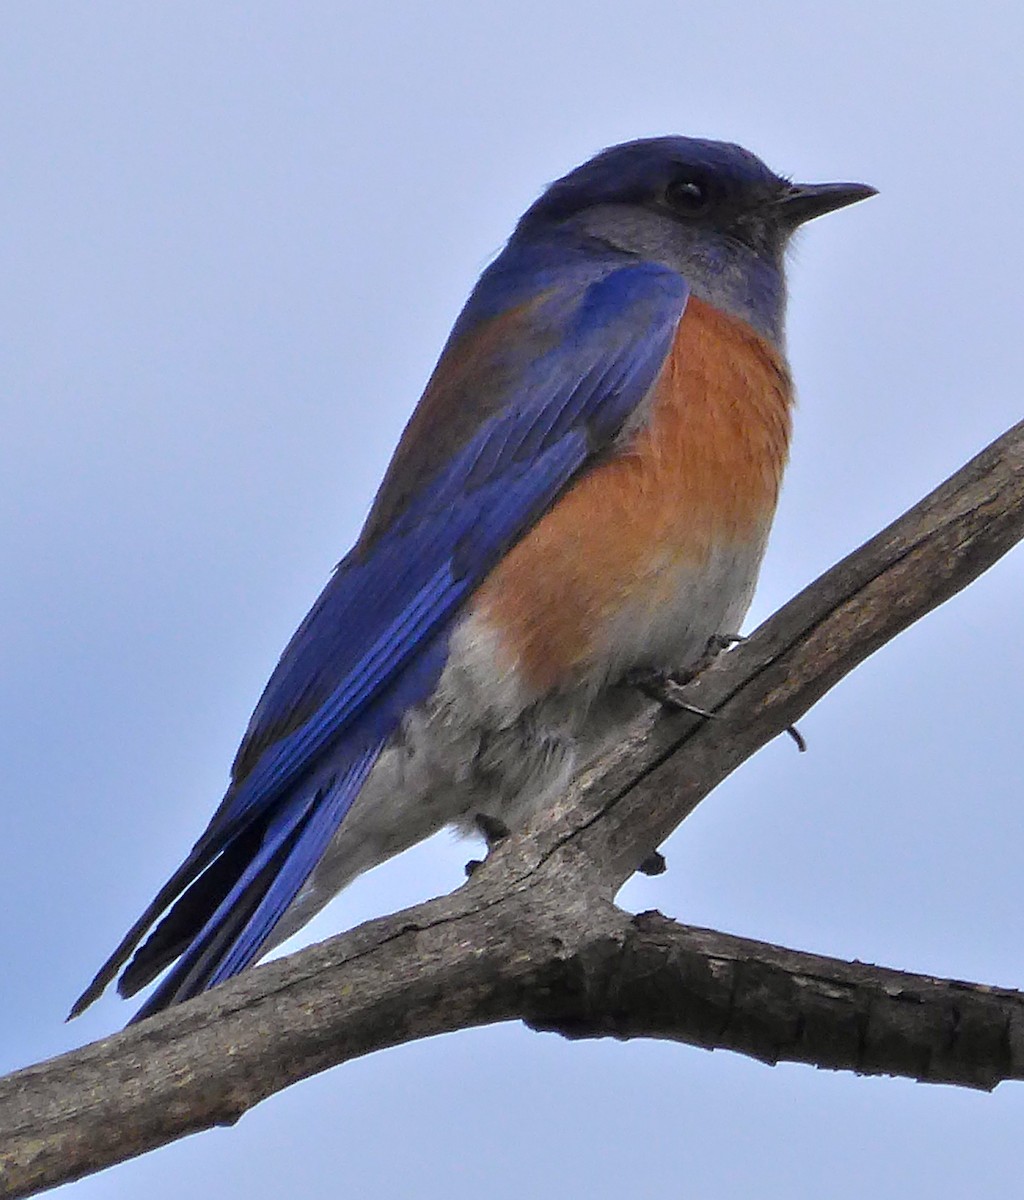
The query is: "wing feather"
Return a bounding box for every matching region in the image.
[71,255,689,1018]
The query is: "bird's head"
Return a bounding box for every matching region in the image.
[515,136,875,339]
[520,135,875,262]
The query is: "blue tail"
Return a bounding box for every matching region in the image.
[126,742,381,1021]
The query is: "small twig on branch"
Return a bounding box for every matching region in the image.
[2,419,1023,1199]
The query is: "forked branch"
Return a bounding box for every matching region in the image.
[2,419,1024,1199]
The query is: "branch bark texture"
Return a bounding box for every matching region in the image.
[3,419,1024,1198]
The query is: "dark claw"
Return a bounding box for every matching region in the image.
[627,665,694,693]
[706,631,746,652]
[637,851,667,876]
[467,814,512,876]
[629,669,717,719]
[785,724,808,752]
[474,813,510,845]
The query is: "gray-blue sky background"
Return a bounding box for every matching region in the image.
[4,3,1024,1196]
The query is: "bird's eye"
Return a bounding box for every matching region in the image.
[665,177,711,216]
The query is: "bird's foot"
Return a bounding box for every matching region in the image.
[625,632,743,717]
[628,638,807,752]
[474,812,510,846]
[705,635,806,749]
[465,812,512,877]
[627,668,717,720]
[688,631,746,675]
[637,850,667,877]
[707,631,745,652]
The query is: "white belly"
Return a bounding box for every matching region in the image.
[267,530,768,947]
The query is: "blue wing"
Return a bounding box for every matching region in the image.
[72,247,689,1019]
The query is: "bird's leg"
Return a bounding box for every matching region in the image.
[630,633,807,751]
[626,667,717,719]
[464,812,511,877]
[627,632,742,714]
[628,639,731,880]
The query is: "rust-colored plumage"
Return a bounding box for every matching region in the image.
[472,297,793,689]
[358,294,555,552]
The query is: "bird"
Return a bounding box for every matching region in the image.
[71,136,874,1021]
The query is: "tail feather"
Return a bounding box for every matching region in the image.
[67,832,235,1018]
[128,823,304,1021]
[127,742,382,1022]
[117,818,271,998]
[70,629,451,1023]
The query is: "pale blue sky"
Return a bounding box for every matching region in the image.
[4,3,1024,1196]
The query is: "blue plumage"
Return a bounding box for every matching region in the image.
[73,255,688,1018]
[74,135,872,1020]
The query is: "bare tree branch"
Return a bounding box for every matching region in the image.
[525,911,1024,1090]
[2,419,1023,1199]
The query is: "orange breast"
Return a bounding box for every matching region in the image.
[471,295,794,691]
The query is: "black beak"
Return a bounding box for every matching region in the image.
[776,181,877,226]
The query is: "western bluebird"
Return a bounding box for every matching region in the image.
[72,136,874,1020]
